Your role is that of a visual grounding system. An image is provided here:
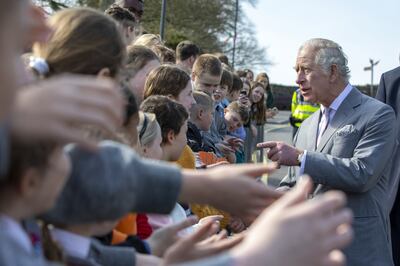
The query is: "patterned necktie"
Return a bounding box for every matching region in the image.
[317,107,330,146]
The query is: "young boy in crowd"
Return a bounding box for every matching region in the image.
[187,91,216,154]
[226,73,243,104]
[218,101,249,164]
[224,101,250,135]
[141,95,189,163]
[213,67,233,136]
[191,54,222,97]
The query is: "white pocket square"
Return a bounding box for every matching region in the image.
[335,125,357,137]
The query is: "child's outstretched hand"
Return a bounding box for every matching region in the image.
[163,219,243,265]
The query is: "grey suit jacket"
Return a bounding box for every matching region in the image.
[281,87,396,266]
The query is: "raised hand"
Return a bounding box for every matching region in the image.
[163,219,243,265]
[147,216,198,257]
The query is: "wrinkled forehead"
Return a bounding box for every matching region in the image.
[197,73,221,85]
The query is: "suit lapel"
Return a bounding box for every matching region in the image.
[316,88,362,152]
[306,112,319,151]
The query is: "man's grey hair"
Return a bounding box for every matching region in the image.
[300,38,350,82]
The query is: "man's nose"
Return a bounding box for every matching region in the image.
[296,72,305,85]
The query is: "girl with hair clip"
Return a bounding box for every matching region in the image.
[32,8,125,79]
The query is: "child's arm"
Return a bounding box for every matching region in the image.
[45,141,280,227]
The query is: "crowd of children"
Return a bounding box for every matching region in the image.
[0,1,353,265]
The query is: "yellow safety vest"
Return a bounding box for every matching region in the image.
[291,89,319,127]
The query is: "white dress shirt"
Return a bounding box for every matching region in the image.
[299,83,353,176]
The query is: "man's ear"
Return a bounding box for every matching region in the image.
[198,109,203,119]
[19,168,41,198]
[191,72,196,81]
[97,68,111,78]
[166,129,176,144]
[329,64,340,82]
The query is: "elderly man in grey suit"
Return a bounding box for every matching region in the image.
[258,38,396,266]
[376,65,400,266]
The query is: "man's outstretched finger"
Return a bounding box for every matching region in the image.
[257,141,277,149]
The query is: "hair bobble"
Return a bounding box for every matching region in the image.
[29,56,50,76]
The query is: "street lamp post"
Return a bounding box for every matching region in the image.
[363,59,379,97]
[232,0,239,69]
[160,0,167,41]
